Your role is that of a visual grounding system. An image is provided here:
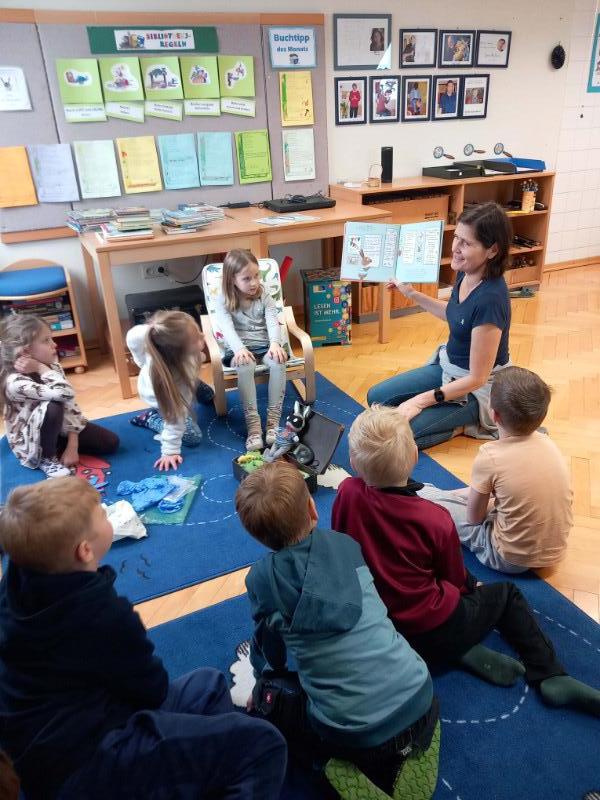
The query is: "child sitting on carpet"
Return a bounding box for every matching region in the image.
[0,314,118,479]
[215,249,288,451]
[0,477,287,799]
[417,366,572,573]
[127,310,214,472]
[332,406,600,718]
[236,460,441,800]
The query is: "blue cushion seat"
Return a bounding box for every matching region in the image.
[0,267,67,298]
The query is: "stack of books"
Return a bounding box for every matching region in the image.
[66,208,115,233]
[1,297,74,331]
[161,205,225,234]
[98,208,154,242]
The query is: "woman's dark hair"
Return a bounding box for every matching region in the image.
[458,201,512,279]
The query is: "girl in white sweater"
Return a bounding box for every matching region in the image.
[126,310,211,472]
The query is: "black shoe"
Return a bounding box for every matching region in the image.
[196,381,215,405]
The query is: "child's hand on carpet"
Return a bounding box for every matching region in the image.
[155,454,183,471]
[60,447,79,468]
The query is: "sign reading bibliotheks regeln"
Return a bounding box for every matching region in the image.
[87,27,218,54]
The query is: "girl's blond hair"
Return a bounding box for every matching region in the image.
[222,249,261,312]
[145,310,204,423]
[0,314,47,417]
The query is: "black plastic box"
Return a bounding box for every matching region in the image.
[125,285,206,326]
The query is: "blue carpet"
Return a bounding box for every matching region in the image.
[149,561,600,800]
[0,373,462,604]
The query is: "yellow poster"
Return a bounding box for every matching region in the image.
[116,136,163,194]
[279,71,314,127]
[0,146,38,208]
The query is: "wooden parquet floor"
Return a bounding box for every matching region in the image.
[9,264,599,628]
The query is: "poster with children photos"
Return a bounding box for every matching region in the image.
[218,56,255,98]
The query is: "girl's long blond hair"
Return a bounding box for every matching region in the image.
[0,314,47,417]
[222,249,261,313]
[145,310,204,423]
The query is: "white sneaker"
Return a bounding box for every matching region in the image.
[39,458,71,479]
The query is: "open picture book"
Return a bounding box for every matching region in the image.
[340,219,444,283]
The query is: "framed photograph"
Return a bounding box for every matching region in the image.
[399,29,437,68]
[333,14,392,70]
[461,74,490,119]
[335,77,367,125]
[369,76,400,122]
[432,75,461,120]
[401,76,431,122]
[438,30,475,67]
[587,13,600,92]
[476,30,511,67]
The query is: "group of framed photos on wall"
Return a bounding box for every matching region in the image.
[333,16,511,126]
[335,73,489,125]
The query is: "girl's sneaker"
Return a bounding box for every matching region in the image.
[39,459,71,479]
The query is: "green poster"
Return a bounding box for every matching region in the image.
[235,129,272,184]
[218,55,255,97]
[56,59,103,104]
[142,57,183,100]
[99,57,143,102]
[179,55,219,98]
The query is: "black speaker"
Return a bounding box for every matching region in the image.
[381,147,393,183]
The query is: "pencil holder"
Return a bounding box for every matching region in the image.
[521,191,536,213]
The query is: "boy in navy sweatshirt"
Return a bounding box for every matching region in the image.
[236,460,440,800]
[0,477,286,800]
[332,405,600,717]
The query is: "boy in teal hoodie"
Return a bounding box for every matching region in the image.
[235,460,440,800]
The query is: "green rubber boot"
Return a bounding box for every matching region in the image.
[325,759,389,800]
[324,720,441,800]
[392,720,441,800]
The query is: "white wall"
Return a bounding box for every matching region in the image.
[1,0,597,341]
[546,0,600,265]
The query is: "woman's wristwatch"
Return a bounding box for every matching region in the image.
[434,387,446,403]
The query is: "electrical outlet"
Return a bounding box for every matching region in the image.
[141,264,169,279]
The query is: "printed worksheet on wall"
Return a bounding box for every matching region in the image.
[340,220,444,283]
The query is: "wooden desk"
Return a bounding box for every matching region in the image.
[80,200,390,399]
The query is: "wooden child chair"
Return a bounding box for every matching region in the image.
[201,258,315,416]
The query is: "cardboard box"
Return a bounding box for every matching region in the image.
[232,409,345,494]
[301,268,352,347]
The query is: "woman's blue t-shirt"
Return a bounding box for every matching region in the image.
[446,273,511,370]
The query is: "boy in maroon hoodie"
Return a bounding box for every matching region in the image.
[332,406,600,716]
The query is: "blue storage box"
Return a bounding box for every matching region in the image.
[487,157,546,172]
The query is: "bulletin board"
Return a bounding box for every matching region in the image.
[0,10,328,241]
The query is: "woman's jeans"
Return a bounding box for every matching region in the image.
[367,363,480,450]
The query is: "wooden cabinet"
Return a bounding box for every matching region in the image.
[330,170,554,323]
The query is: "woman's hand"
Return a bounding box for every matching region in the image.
[154,454,183,472]
[386,280,415,298]
[267,342,287,364]
[232,348,256,367]
[397,393,429,421]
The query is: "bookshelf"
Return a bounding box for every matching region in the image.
[0,260,87,373]
[330,170,555,322]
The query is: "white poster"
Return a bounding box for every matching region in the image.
[115,29,195,51]
[269,27,316,69]
[282,128,316,182]
[0,66,31,111]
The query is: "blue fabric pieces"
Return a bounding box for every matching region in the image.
[117,476,173,513]
[157,495,185,514]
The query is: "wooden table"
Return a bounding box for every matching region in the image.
[80,200,391,399]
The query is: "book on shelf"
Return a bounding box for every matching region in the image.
[340,220,444,284]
